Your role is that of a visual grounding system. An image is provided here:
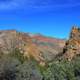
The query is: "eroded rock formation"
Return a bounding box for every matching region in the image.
[63,27,80,61]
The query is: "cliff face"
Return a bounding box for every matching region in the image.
[0,30,65,65]
[63,27,80,61]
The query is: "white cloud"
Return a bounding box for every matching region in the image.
[0,0,26,10]
[0,0,80,10]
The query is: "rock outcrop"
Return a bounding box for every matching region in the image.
[63,27,80,61]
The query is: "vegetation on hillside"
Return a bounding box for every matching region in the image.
[0,49,80,80]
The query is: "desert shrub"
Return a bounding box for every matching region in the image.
[16,61,43,80]
[0,53,42,80]
[0,55,21,80]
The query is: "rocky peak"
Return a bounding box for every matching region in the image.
[70,27,80,38]
[63,26,80,61]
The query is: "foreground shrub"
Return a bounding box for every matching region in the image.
[16,61,43,80]
[0,54,42,80]
[0,55,21,80]
[1,49,80,80]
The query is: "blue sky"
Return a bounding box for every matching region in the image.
[0,0,80,39]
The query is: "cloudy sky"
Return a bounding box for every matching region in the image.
[0,0,80,38]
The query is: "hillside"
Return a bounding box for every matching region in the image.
[0,30,65,65]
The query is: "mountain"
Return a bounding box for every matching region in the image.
[0,30,65,65]
[1,27,80,65]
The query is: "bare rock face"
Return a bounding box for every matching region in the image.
[0,30,17,54]
[0,30,65,65]
[63,27,80,61]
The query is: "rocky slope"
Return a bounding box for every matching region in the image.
[31,34,65,62]
[0,30,65,65]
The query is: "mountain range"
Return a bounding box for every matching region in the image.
[0,26,79,66]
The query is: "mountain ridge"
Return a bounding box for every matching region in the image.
[0,29,65,65]
[0,27,80,65]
